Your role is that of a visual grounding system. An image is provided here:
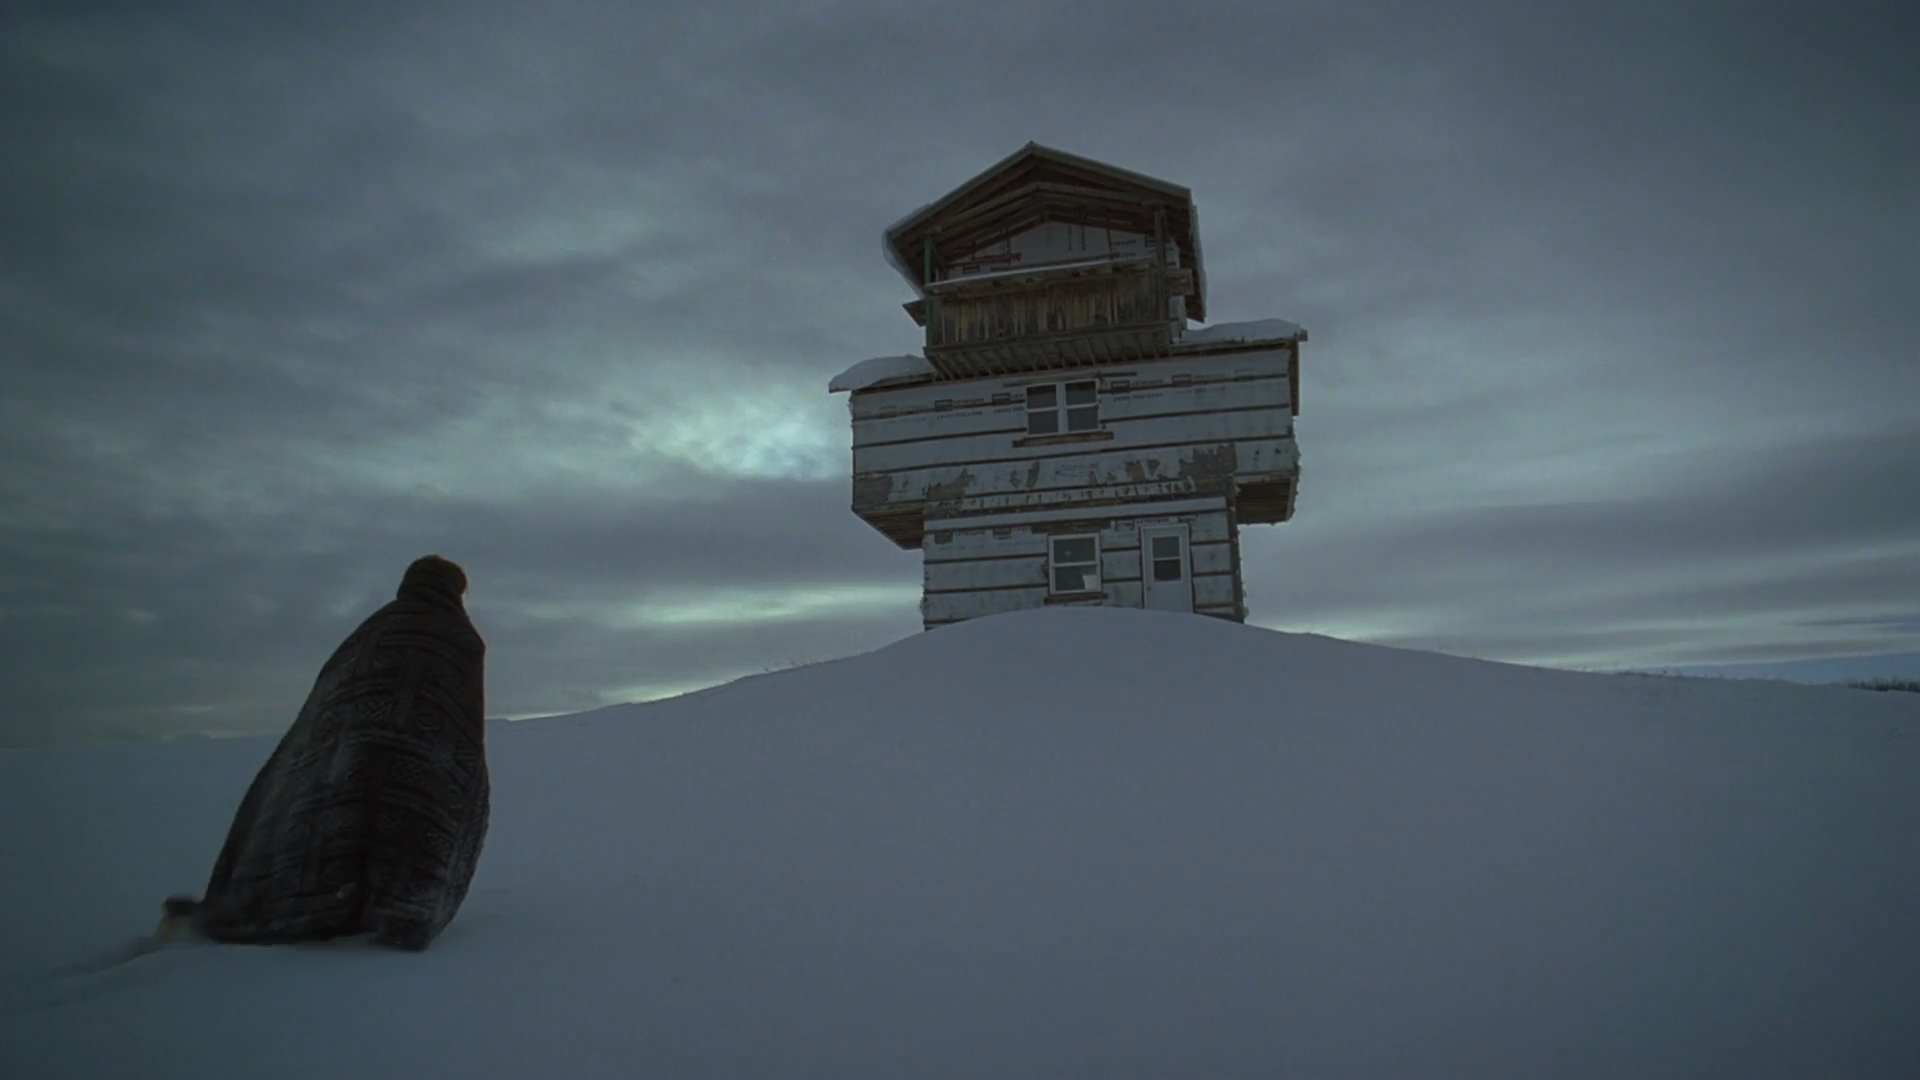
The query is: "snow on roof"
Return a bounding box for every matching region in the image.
[828,353,936,394]
[6,607,1916,1075]
[883,199,937,241]
[1180,318,1306,346]
[879,215,928,294]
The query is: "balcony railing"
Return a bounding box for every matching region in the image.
[919,260,1174,378]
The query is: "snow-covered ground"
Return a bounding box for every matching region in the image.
[4,608,1917,1078]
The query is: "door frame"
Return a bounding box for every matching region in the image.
[1139,522,1194,613]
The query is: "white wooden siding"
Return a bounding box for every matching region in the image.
[1101,548,1143,582]
[920,548,1149,594]
[1098,377,1288,421]
[920,512,1229,550]
[1193,573,1237,610]
[850,348,1289,428]
[918,509,1237,627]
[850,347,1296,524]
[923,585,1048,624]
[878,443,1296,509]
[853,408,1291,475]
[924,528,1053,562]
[1189,541,1235,576]
[920,509,1231,547]
[924,582,1146,626]
[925,495,1230,534]
[1146,510,1232,544]
[850,388,1290,454]
[924,555,1047,593]
[937,479,1197,518]
[854,403,1024,448]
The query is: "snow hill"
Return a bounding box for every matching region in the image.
[3,608,1917,1078]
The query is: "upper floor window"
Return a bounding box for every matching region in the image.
[1026,380,1098,435]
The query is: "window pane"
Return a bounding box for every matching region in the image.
[1065,405,1099,431]
[1053,566,1092,592]
[1151,536,1181,558]
[1064,381,1097,406]
[1027,410,1059,435]
[1053,537,1096,564]
[1026,384,1056,409]
[1153,558,1183,582]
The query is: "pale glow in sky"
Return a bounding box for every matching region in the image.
[521,583,923,632]
[646,392,849,483]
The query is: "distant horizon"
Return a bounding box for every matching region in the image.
[1637,652,1920,685]
[16,628,1918,750]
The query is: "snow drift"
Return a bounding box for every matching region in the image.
[3,608,1917,1078]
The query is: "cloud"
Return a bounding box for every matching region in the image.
[1,0,1914,744]
[1249,427,1920,665]
[0,473,924,745]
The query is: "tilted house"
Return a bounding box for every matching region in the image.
[829,143,1306,628]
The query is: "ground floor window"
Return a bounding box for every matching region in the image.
[1049,534,1101,593]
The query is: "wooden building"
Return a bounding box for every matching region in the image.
[829,143,1306,628]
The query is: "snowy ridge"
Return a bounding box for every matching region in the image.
[3,608,1916,1077]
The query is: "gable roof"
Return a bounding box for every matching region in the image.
[882,143,1208,322]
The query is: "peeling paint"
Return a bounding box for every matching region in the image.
[1181,443,1239,480]
[936,478,1196,517]
[847,347,1298,630]
[852,472,894,509]
[924,468,978,501]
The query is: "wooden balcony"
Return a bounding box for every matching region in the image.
[1234,477,1298,525]
[908,259,1179,379]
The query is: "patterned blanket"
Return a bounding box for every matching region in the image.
[166,555,490,951]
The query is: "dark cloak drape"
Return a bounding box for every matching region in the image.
[169,555,490,951]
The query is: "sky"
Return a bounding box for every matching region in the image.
[2,0,1916,746]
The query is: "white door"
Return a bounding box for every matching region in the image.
[1140,524,1193,613]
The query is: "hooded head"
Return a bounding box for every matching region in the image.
[398,555,469,605]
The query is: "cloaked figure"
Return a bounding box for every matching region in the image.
[162,555,491,952]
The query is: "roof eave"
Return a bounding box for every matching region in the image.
[884,143,1201,293]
